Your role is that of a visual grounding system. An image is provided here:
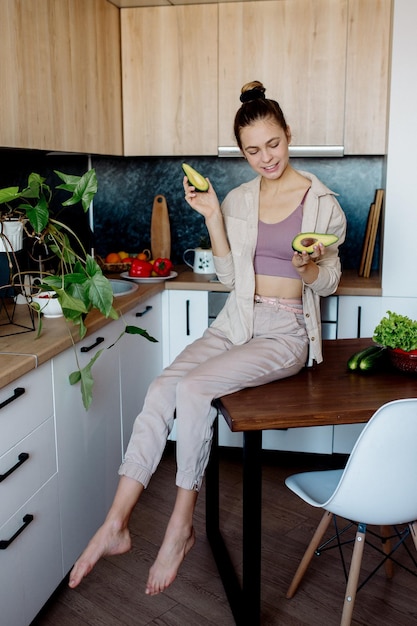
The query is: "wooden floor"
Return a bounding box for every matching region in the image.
[33,443,417,626]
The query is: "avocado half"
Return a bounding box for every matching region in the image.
[182,163,209,192]
[292,232,339,254]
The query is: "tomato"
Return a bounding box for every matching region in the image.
[128,259,153,277]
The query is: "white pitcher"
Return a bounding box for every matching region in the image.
[183,247,215,274]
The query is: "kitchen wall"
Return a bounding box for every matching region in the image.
[0,149,384,270]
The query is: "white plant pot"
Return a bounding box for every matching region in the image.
[0,220,24,253]
[31,291,63,318]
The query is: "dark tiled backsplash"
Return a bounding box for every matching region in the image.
[0,150,384,270]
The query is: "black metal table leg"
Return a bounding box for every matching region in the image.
[206,415,263,626]
[242,430,263,624]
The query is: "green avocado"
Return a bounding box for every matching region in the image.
[182,163,209,192]
[292,232,339,254]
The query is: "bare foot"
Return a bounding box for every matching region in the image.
[145,523,196,595]
[68,520,132,588]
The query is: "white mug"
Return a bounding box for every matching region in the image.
[183,247,216,274]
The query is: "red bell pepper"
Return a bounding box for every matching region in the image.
[128,259,153,277]
[153,257,173,277]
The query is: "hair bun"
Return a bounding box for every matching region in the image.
[240,87,266,103]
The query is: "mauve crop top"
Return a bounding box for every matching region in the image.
[254,195,306,280]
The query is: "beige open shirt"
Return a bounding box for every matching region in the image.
[211,171,347,364]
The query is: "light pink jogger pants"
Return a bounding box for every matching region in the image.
[119,301,308,491]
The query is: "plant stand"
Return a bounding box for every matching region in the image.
[0,226,35,336]
[0,286,35,337]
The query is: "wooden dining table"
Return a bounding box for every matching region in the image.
[205,338,417,625]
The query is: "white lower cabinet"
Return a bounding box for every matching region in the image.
[333,423,367,455]
[119,293,163,455]
[0,362,61,626]
[53,323,123,574]
[163,290,209,442]
[1,294,164,624]
[337,295,383,339]
[162,289,209,367]
[262,426,333,454]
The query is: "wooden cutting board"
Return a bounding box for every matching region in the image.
[151,194,171,259]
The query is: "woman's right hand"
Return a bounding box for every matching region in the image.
[183,176,221,220]
[183,176,230,258]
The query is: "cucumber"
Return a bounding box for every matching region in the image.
[347,345,383,371]
[358,346,387,371]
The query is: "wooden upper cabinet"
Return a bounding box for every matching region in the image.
[0,0,123,155]
[344,0,391,155]
[121,5,218,156]
[218,0,348,149]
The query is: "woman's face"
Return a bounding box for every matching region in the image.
[240,117,291,180]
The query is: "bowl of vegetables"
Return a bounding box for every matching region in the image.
[373,311,417,374]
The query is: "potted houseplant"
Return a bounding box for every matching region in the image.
[0,169,156,408]
[373,310,417,373]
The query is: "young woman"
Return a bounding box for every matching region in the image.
[68,80,346,596]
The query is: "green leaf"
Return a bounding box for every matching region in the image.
[69,348,104,410]
[0,186,20,204]
[59,290,89,314]
[125,325,158,343]
[85,254,101,277]
[40,279,88,314]
[22,195,50,232]
[62,272,88,287]
[87,272,114,317]
[22,173,48,199]
[55,169,98,212]
[69,370,81,385]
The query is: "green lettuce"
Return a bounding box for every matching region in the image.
[373,311,417,352]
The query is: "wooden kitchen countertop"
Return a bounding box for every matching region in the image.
[0,281,163,389]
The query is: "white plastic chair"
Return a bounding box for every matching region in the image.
[285,398,417,626]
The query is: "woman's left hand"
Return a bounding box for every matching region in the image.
[292,242,325,269]
[292,243,325,283]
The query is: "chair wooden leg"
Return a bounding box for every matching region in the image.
[286,510,333,599]
[409,521,417,552]
[340,523,366,626]
[380,525,394,579]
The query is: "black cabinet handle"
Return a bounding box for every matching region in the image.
[357,306,362,338]
[0,387,25,410]
[80,336,105,352]
[186,299,190,336]
[0,452,29,483]
[136,305,152,318]
[0,514,34,550]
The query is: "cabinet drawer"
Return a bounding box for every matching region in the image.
[0,361,53,457]
[0,474,62,626]
[0,417,56,527]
